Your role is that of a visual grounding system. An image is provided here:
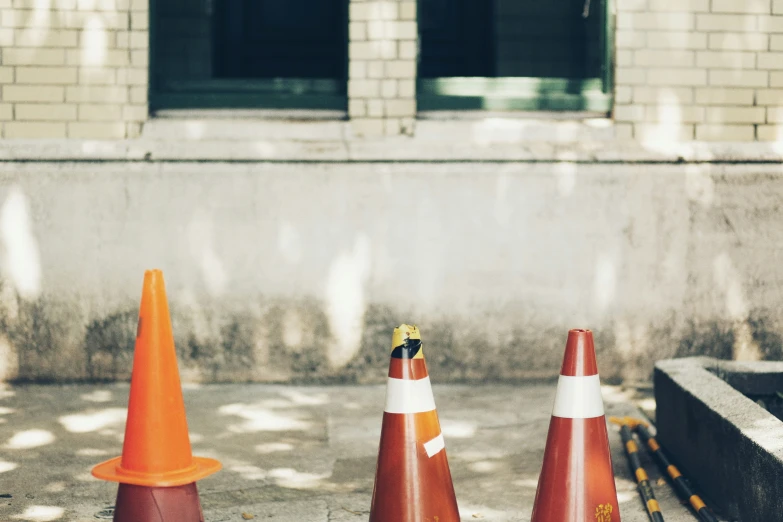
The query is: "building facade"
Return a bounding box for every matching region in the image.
[0,0,781,141]
[0,0,783,386]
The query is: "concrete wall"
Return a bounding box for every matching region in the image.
[0,161,781,384]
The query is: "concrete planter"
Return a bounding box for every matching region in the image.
[654,357,783,521]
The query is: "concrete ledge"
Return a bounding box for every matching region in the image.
[1,118,783,162]
[654,357,783,521]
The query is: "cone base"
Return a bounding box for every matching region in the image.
[369,412,460,522]
[531,416,620,522]
[113,482,204,522]
[92,456,222,487]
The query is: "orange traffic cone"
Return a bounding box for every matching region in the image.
[369,324,460,522]
[92,270,221,522]
[531,329,620,522]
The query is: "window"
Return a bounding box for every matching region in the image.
[150,0,348,111]
[417,0,613,112]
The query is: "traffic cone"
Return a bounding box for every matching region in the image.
[92,270,221,522]
[531,329,620,522]
[369,324,460,522]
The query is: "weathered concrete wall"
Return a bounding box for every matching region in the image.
[0,161,781,384]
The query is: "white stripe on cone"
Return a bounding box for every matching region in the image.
[551,374,605,419]
[384,376,437,414]
[423,433,445,458]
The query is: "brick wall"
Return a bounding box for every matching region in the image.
[615,0,783,141]
[3,0,783,142]
[0,0,148,139]
[347,0,417,137]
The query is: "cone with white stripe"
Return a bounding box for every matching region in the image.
[531,329,621,522]
[369,324,460,522]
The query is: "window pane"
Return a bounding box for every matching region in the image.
[153,0,347,83]
[419,0,604,80]
[231,0,346,78]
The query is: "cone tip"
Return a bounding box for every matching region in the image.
[144,269,164,282]
[390,324,424,359]
[391,324,420,349]
[141,270,167,298]
[561,328,598,376]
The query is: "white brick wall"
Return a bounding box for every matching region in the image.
[0,0,147,138]
[615,0,783,141]
[1,0,782,142]
[348,0,416,137]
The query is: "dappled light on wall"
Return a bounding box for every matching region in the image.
[1,186,42,301]
[493,169,513,226]
[593,252,617,313]
[325,234,371,369]
[553,161,577,197]
[685,164,716,208]
[639,88,684,151]
[713,252,761,361]
[81,16,108,67]
[17,0,52,50]
[0,334,18,382]
[277,221,303,264]
[188,212,228,297]
[771,126,783,155]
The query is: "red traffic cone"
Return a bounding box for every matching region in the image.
[369,324,460,522]
[531,329,621,522]
[91,270,221,522]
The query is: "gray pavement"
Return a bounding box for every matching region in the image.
[0,383,722,522]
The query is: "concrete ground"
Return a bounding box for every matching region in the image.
[0,383,724,522]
